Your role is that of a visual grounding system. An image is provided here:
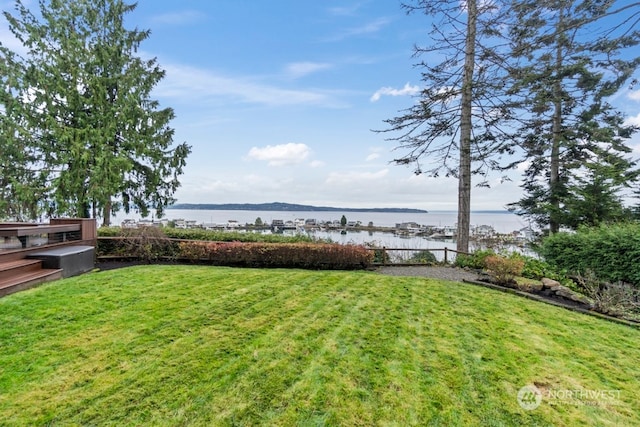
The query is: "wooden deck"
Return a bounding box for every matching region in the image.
[0,219,96,296]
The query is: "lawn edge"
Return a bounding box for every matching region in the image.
[463,279,640,329]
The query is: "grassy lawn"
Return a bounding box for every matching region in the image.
[1,265,639,426]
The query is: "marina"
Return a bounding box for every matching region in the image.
[114,209,536,255]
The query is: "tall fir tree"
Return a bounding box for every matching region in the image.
[507,0,640,232]
[378,0,516,253]
[0,45,48,220]
[0,0,190,224]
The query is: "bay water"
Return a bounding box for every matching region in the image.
[112,209,531,260]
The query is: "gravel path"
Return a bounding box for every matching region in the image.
[376,265,480,282]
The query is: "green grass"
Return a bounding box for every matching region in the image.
[1,266,639,426]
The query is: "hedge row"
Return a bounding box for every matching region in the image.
[177,241,373,270]
[98,226,316,243]
[540,223,640,287]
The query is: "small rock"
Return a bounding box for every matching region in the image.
[554,285,594,308]
[526,281,544,292]
[541,277,561,290]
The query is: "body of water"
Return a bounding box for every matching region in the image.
[114,209,529,234]
[112,209,533,261]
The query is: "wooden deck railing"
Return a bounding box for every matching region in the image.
[0,219,96,263]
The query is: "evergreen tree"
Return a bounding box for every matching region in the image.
[507,0,640,232]
[378,0,515,253]
[0,47,48,220]
[0,0,190,224]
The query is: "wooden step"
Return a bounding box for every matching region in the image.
[0,259,43,281]
[0,268,63,297]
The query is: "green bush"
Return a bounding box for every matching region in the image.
[178,241,373,270]
[98,226,316,243]
[97,227,178,262]
[574,271,640,319]
[454,249,495,269]
[408,250,438,265]
[514,254,577,290]
[163,228,315,243]
[540,223,640,288]
[97,226,122,237]
[484,255,524,286]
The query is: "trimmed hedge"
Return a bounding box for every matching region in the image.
[540,223,640,287]
[98,226,316,243]
[178,241,373,270]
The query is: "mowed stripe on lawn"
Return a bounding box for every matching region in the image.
[0,265,639,426]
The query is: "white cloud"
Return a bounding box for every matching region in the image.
[327,4,363,16]
[370,82,420,102]
[628,90,640,101]
[326,169,389,185]
[309,160,326,168]
[285,62,332,79]
[323,17,392,42]
[151,10,205,25]
[247,143,311,166]
[625,112,640,126]
[155,64,339,107]
[365,147,385,162]
[156,63,341,107]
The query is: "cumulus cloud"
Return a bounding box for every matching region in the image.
[370,82,420,102]
[285,62,332,79]
[365,147,385,162]
[309,160,326,168]
[247,143,311,166]
[628,90,640,101]
[625,112,640,126]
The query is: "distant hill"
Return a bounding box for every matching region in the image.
[169,202,428,213]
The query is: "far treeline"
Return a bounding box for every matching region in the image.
[0,0,639,253]
[169,202,428,213]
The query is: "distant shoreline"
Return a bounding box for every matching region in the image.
[169,202,428,214]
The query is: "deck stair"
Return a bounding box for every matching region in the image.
[0,259,63,297]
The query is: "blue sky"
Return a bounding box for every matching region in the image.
[3,1,640,210]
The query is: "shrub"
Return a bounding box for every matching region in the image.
[363,242,390,264]
[97,226,177,262]
[178,241,373,270]
[484,255,524,286]
[97,226,122,237]
[120,227,177,262]
[98,226,316,243]
[163,228,315,243]
[454,249,495,269]
[574,271,640,319]
[517,254,577,291]
[408,250,438,265]
[540,223,640,288]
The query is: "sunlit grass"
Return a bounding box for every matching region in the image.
[1,265,639,425]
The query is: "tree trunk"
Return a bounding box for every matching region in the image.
[549,8,565,234]
[102,199,112,227]
[457,0,477,253]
